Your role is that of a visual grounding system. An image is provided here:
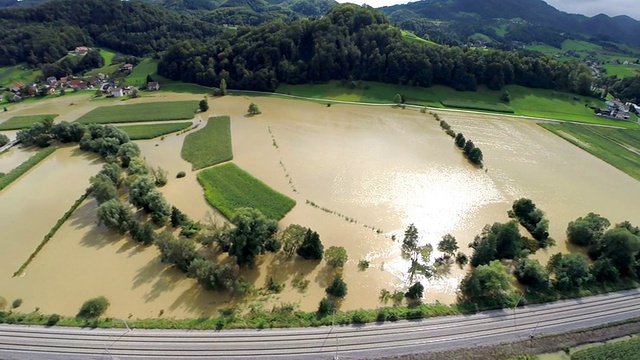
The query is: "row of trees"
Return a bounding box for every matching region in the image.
[458,212,640,310]
[453,133,483,166]
[158,5,594,94]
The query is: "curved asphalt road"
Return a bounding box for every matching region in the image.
[1,289,640,359]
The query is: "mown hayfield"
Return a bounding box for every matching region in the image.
[197,163,296,220]
[181,116,232,169]
[440,99,513,113]
[572,335,640,360]
[540,123,640,181]
[0,114,57,130]
[117,122,191,140]
[76,101,198,124]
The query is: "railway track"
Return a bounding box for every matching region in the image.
[1,289,639,359]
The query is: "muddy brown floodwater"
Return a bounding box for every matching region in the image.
[0,94,639,320]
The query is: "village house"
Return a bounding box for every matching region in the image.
[75,46,90,55]
[45,76,57,86]
[9,82,24,93]
[147,81,160,91]
[597,100,630,120]
[121,63,134,71]
[67,80,88,90]
[108,86,123,97]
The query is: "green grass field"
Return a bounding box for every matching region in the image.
[86,49,121,75]
[0,64,42,87]
[602,64,640,78]
[540,123,640,181]
[126,58,161,86]
[276,81,637,127]
[117,122,191,140]
[572,335,640,360]
[197,163,296,220]
[182,116,233,169]
[0,114,57,130]
[401,30,438,46]
[76,101,198,124]
[440,99,513,113]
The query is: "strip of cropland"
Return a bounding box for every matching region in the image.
[197,163,295,220]
[181,116,232,170]
[117,122,191,140]
[0,114,57,130]
[75,101,198,124]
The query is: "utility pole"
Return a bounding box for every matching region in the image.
[513,293,524,332]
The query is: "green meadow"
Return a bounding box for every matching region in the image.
[182,116,233,169]
[0,114,57,130]
[0,64,42,88]
[197,163,295,221]
[277,81,637,127]
[76,101,198,124]
[540,123,640,181]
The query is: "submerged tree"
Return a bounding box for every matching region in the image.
[297,228,324,260]
[248,102,261,115]
[227,208,279,266]
[325,246,348,268]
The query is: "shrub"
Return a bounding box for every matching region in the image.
[176,171,186,178]
[11,299,22,309]
[46,314,61,326]
[358,259,370,270]
[266,277,285,293]
[326,275,348,298]
[455,252,469,267]
[405,282,424,299]
[0,296,6,310]
[77,296,110,319]
[317,298,335,317]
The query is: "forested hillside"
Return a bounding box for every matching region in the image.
[381,0,640,48]
[0,0,223,66]
[158,5,594,94]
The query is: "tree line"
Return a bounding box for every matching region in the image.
[158,4,594,94]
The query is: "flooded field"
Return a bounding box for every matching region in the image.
[0,94,639,319]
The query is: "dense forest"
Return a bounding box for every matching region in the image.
[0,0,223,66]
[158,5,594,94]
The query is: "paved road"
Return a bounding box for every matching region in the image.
[1,289,640,359]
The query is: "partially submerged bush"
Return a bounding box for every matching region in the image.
[77,296,110,319]
[176,171,186,178]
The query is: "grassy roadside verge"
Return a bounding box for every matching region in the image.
[197,163,295,220]
[539,123,640,181]
[0,302,457,330]
[118,122,191,140]
[12,192,90,277]
[0,147,55,191]
[181,116,233,169]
